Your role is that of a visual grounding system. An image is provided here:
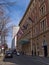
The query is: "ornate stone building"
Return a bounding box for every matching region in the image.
[17,0,49,57]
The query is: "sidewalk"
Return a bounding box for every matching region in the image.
[0,56,3,61]
[0,53,4,61]
[32,56,49,65]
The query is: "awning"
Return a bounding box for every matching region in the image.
[19,39,30,44]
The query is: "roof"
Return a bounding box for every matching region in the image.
[19,0,33,26]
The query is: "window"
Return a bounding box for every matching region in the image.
[40,18,47,31]
[35,25,40,36]
[35,16,38,23]
[33,26,38,36]
[42,40,47,46]
[23,23,28,30]
[40,4,46,16]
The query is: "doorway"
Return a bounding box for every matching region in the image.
[44,46,47,57]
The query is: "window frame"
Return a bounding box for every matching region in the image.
[40,17,47,32]
[40,3,46,17]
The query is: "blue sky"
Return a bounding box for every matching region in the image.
[8,0,30,25]
[6,0,30,48]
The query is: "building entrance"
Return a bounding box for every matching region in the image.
[44,46,47,57]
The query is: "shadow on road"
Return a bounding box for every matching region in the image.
[3,55,49,65]
[3,55,28,65]
[3,55,34,65]
[3,55,20,65]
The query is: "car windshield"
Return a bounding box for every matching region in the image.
[5,51,12,53]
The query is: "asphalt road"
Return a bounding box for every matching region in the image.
[0,55,49,65]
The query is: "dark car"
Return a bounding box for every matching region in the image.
[13,49,17,54]
[4,50,13,58]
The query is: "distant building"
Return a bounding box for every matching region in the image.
[12,26,19,39]
[11,26,19,50]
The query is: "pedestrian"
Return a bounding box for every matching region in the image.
[32,50,33,56]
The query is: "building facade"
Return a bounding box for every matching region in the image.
[11,26,19,50]
[17,0,49,57]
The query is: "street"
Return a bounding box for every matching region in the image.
[0,55,49,65]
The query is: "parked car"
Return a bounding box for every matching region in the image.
[4,50,13,58]
[13,49,17,54]
[17,51,20,56]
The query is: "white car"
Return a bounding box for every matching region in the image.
[17,52,20,56]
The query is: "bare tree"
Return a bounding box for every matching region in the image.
[0,0,16,50]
